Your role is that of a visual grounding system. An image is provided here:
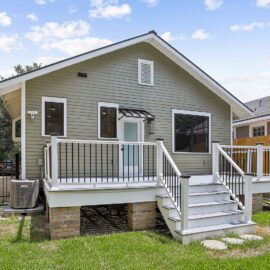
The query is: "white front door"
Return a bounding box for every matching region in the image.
[119,118,144,178]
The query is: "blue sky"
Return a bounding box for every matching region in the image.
[1,0,270,102]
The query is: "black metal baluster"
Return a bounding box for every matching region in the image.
[66,142,67,183]
[95,144,97,182]
[59,143,62,183]
[107,144,109,183]
[152,145,154,181]
[127,144,130,182]
[138,145,140,182]
[78,143,80,183]
[90,144,92,182]
[133,144,135,182]
[122,144,125,182]
[148,145,150,181]
[72,142,74,183]
[101,144,103,182]
[112,144,114,182]
[84,143,86,183]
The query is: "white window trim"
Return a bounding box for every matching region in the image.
[98,102,119,140]
[42,96,67,137]
[249,121,267,137]
[12,116,21,143]
[138,59,154,86]
[251,125,266,137]
[172,109,211,154]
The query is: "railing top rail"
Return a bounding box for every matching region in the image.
[217,145,245,177]
[220,145,257,149]
[160,143,181,177]
[56,138,157,146]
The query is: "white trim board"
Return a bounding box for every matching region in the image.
[0,32,252,119]
[233,115,270,127]
[41,96,67,137]
[172,109,211,154]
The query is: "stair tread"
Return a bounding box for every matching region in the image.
[175,221,256,235]
[189,200,236,208]
[163,205,176,210]
[168,210,243,222]
[189,182,222,187]
[156,194,169,199]
[189,190,228,196]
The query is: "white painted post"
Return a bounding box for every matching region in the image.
[244,174,253,223]
[180,175,190,232]
[256,143,263,180]
[247,149,251,174]
[51,136,58,187]
[212,141,220,182]
[156,139,164,185]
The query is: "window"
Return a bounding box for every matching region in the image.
[138,59,154,86]
[253,126,265,137]
[12,117,21,142]
[42,97,67,137]
[98,102,118,139]
[172,110,211,153]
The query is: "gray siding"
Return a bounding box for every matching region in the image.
[25,43,231,178]
[235,126,249,139]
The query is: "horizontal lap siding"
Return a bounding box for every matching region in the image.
[25,43,230,178]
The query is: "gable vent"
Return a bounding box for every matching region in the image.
[138,59,154,86]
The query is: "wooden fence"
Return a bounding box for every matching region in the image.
[234,135,270,146]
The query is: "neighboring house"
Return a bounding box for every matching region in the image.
[0,31,268,243]
[233,96,270,142]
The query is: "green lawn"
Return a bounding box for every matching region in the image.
[1,212,270,270]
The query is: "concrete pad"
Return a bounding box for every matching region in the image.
[201,240,228,250]
[240,234,263,241]
[222,237,244,245]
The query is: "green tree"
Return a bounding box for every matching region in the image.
[0,63,42,160]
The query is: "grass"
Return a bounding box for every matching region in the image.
[1,212,270,270]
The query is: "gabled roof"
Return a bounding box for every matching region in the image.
[0,30,253,118]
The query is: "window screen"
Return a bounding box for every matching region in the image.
[174,113,209,153]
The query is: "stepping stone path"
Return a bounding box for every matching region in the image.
[222,237,244,245]
[202,234,263,250]
[201,240,228,250]
[240,234,263,241]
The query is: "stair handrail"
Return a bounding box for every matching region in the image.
[213,142,253,223]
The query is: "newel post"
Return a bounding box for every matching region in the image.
[180,175,190,232]
[51,136,58,187]
[156,138,164,185]
[244,173,253,223]
[256,143,263,180]
[212,141,220,182]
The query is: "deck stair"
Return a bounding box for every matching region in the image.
[157,175,256,244]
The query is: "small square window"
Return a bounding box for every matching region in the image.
[98,103,118,139]
[252,126,265,137]
[138,59,154,86]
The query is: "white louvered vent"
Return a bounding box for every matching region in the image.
[138,59,154,86]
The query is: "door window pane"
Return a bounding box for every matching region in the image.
[100,107,117,138]
[174,113,209,153]
[45,102,64,136]
[124,122,138,166]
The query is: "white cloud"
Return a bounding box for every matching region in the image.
[68,5,78,14]
[25,20,90,42]
[26,13,39,22]
[0,34,24,52]
[142,0,158,7]
[161,31,186,42]
[191,29,210,41]
[204,0,223,10]
[89,0,131,19]
[35,0,55,5]
[40,37,112,55]
[35,56,63,65]
[256,0,270,8]
[230,22,269,31]
[0,69,14,79]
[0,12,12,26]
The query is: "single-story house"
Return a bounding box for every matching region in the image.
[0,30,269,244]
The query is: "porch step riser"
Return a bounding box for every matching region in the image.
[189,202,238,215]
[189,184,224,193]
[188,213,245,229]
[189,193,230,204]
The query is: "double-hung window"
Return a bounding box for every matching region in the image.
[173,109,211,153]
[98,102,119,139]
[42,97,67,137]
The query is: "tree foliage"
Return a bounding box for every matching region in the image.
[0,63,42,160]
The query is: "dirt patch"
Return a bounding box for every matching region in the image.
[0,223,17,237]
[257,225,270,235]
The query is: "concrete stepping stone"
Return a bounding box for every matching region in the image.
[222,237,244,245]
[201,240,228,250]
[240,234,263,241]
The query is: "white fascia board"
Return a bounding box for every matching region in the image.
[0,34,155,90]
[233,115,270,127]
[149,36,253,119]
